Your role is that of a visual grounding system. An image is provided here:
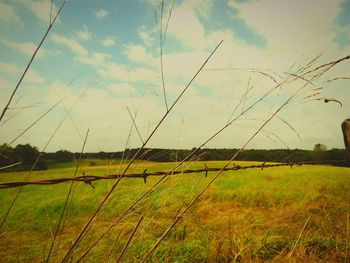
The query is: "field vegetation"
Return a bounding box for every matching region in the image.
[1,0,349,262]
[0,161,349,262]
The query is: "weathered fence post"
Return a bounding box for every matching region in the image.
[341,118,350,161]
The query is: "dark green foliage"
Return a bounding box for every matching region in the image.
[1,143,347,172]
[46,150,74,162]
[255,237,289,261]
[314,143,327,152]
[0,143,47,171]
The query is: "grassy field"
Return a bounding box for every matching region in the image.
[0,160,349,262]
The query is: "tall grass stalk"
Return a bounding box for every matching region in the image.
[74,56,329,260]
[288,216,310,258]
[46,129,90,263]
[0,91,84,231]
[115,215,144,263]
[0,0,67,124]
[141,70,330,260]
[346,212,349,263]
[60,40,224,263]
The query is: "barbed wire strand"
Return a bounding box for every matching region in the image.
[0,160,346,190]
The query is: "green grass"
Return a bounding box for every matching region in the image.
[0,161,349,262]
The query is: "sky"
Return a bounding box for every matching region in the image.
[0,0,350,152]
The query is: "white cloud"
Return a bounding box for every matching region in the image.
[0,2,24,27]
[183,0,213,18]
[227,0,342,57]
[0,77,17,112]
[96,9,108,19]
[138,27,155,46]
[46,80,78,106]
[25,69,45,84]
[0,62,18,74]
[51,33,88,56]
[51,32,113,67]
[167,2,206,49]
[336,24,350,43]
[2,40,46,59]
[98,62,157,84]
[98,62,130,82]
[100,37,117,47]
[21,0,59,24]
[130,67,157,83]
[76,25,92,41]
[0,77,14,93]
[1,0,348,151]
[124,44,157,66]
[107,82,137,96]
[76,52,110,66]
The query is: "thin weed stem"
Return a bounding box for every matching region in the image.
[60,40,223,263]
[46,129,89,263]
[142,75,314,261]
[0,89,83,231]
[127,107,144,144]
[115,215,144,263]
[74,62,299,260]
[0,0,66,124]
[288,216,311,258]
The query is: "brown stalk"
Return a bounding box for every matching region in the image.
[295,54,322,75]
[127,106,144,144]
[141,74,314,261]
[241,78,251,114]
[74,65,299,260]
[4,99,64,149]
[105,228,123,261]
[346,213,349,262]
[324,76,350,83]
[156,0,168,111]
[0,91,83,231]
[116,109,140,173]
[115,215,144,263]
[276,116,302,142]
[7,103,41,110]
[46,129,90,263]
[253,70,280,84]
[288,216,311,258]
[0,112,66,230]
[60,40,223,263]
[303,55,350,78]
[0,162,22,170]
[0,0,67,124]
[74,40,349,263]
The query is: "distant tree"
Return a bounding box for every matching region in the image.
[14,144,39,167]
[314,143,327,152]
[313,143,328,161]
[13,144,47,170]
[202,150,217,161]
[0,143,15,167]
[168,151,177,162]
[53,150,73,162]
[326,148,347,160]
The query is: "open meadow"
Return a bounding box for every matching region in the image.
[1,1,350,262]
[1,160,349,262]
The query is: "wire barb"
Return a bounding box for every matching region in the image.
[0,160,345,190]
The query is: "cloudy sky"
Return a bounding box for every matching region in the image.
[0,0,349,152]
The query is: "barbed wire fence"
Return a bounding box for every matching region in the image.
[0,159,347,190]
[1,0,350,262]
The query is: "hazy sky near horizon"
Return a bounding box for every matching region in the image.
[0,0,350,152]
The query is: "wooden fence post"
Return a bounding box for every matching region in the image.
[341,118,350,161]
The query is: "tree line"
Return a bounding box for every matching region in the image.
[0,143,347,172]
